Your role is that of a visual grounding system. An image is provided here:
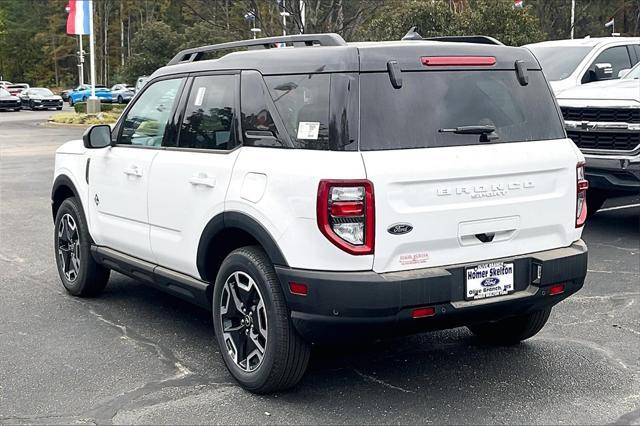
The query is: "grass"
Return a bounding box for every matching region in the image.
[49,111,120,125]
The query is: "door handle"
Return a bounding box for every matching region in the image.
[189,173,216,188]
[123,165,143,177]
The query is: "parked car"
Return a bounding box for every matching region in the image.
[52,33,589,394]
[19,87,63,110]
[59,88,74,102]
[110,83,135,103]
[525,37,640,95]
[6,83,30,96]
[67,84,112,106]
[134,76,148,93]
[0,80,13,88]
[0,87,21,111]
[556,61,640,215]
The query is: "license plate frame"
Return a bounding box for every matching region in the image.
[465,262,515,301]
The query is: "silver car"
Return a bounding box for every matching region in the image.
[110,84,135,104]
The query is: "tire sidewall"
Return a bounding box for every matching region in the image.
[212,249,283,390]
[54,198,93,296]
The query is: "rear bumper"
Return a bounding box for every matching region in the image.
[584,154,640,193]
[275,241,588,342]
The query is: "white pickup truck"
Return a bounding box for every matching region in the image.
[556,62,640,214]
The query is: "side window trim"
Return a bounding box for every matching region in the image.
[240,70,294,149]
[112,74,188,147]
[174,71,240,153]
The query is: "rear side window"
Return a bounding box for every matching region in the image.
[359,71,565,150]
[179,74,237,151]
[241,71,284,148]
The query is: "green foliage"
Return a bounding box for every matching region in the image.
[73,102,126,114]
[362,0,545,46]
[118,21,183,82]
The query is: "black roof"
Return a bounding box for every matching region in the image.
[153,33,540,79]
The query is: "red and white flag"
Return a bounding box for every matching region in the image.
[66,0,91,35]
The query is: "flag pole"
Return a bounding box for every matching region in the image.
[87,0,100,113]
[78,35,84,86]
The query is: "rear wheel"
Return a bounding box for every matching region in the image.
[587,188,607,217]
[467,307,552,345]
[54,198,110,297]
[212,246,310,394]
[117,95,123,104]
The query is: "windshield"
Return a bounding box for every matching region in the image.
[359,70,565,150]
[623,63,640,79]
[527,46,592,81]
[31,88,54,96]
[0,88,10,96]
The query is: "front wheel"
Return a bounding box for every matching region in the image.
[69,98,74,107]
[117,95,123,104]
[54,198,110,297]
[467,307,552,345]
[212,246,310,394]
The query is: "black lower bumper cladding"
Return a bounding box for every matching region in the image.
[275,241,588,342]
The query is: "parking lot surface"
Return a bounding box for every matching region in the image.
[1,109,639,424]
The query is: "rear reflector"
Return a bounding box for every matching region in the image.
[421,56,497,66]
[412,306,436,319]
[549,284,565,296]
[330,201,365,217]
[288,282,308,296]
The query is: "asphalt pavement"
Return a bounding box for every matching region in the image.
[0,108,639,425]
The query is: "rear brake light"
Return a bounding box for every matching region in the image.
[421,56,496,66]
[288,282,308,296]
[549,284,565,296]
[412,306,436,318]
[317,179,374,255]
[576,162,589,227]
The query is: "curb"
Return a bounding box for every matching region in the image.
[44,121,93,129]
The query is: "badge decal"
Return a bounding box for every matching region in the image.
[387,223,413,235]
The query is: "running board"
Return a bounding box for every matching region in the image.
[91,246,211,310]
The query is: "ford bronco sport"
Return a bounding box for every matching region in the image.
[52,33,589,393]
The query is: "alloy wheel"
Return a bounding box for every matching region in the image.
[57,213,80,282]
[220,271,268,372]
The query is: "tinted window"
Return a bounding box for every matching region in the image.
[241,71,284,148]
[359,71,565,151]
[119,78,183,147]
[178,74,237,150]
[527,46,591,81]
[587,46,632,81]
[265,74,330,150]
[624,63,640,79]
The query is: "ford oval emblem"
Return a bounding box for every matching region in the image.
[481,277,500,287]
[387,223,413,235]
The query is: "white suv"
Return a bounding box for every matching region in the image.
[52,34,589,393]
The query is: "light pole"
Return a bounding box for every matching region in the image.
[570,0,575,39]
[244,11,261,39]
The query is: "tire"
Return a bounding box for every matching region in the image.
[82,96,87,102]
[14,107,21,111]
[54,198,110,297]
[212,246,310,394]
[587,188,607,217]
[29,101,34,110]
[117,95,123,104]
[69,98,74,107]
[467,307,552,345]
[56,107,62,110]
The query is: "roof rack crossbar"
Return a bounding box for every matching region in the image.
[423,35,504,46]
[168,33,347,65]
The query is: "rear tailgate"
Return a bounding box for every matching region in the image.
[362,140,581,273]
[357,58,582,273]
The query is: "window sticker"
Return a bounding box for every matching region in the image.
[194,87,206,107]
[297,121,320,140]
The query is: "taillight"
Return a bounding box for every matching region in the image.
[576,162,589,228]
[317,179,375,255]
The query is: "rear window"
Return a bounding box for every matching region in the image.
[359,71,565,151]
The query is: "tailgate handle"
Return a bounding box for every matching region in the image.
[475,232,495,243]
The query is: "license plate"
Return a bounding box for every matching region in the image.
[465,262,514,300]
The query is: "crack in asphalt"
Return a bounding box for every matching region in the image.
[353,369,415,394]
[613,324,640,337]
[536,336,633,372]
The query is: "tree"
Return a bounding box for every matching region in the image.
[118,21,183,82]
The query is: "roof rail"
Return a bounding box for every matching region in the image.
[424,35,504,46]
[167,33,347,65]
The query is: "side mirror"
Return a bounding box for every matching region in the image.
[83,124,112,149]
[594,63,613,80]
[618,68,631,78]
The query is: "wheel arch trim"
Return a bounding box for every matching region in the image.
[51,174,83,221]
[196,211,289,281]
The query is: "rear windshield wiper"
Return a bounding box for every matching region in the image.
[438,125,498,142]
